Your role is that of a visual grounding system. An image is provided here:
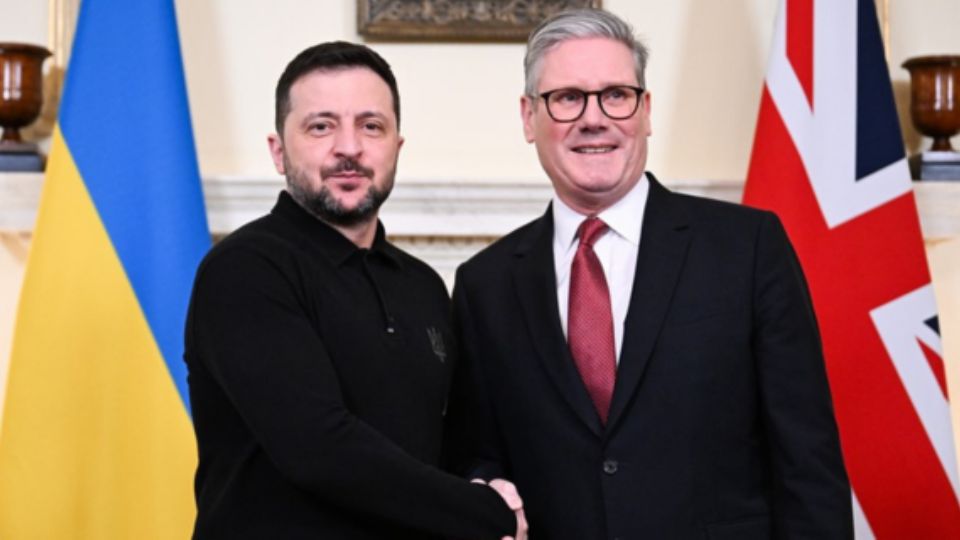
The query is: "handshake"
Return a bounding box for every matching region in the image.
[473,478,529,540]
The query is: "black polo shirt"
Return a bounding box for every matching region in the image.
[184,191,514,539]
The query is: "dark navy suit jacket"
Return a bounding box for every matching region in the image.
[447,174,853,539]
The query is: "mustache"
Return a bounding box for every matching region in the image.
[321,158,374,179]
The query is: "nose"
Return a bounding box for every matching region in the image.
[578,94,608,130]
[333,125,362,158]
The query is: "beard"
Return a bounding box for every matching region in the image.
[284,155,395,227]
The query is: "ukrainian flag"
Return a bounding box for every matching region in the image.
[0,1,208,537]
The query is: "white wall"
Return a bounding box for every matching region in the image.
[171,0,778,181]
[0,0,46,43]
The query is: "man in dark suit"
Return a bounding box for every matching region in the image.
[446,9,853,539]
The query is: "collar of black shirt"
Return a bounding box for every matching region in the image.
[272,190,403,269]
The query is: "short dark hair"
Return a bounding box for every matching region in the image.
[274,41,400,135]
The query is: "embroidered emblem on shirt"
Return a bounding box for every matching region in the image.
[427,327,447,363]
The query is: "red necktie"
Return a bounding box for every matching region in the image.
[568,217,617,424]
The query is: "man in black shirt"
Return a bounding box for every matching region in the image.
[184,41,526,539]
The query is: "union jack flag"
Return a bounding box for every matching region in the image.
[743,0,960,537]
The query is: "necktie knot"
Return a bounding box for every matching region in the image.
[577,217,608,248]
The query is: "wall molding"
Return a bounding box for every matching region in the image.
[3,172,959,282]
[3,173,957,235]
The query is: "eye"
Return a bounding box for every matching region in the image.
[362,121,385,133]
[603,87,628,102]
[307,121,332,134]
[550,89,584,105]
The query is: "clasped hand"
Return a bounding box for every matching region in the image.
[472,478,528,540]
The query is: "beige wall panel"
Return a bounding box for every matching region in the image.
[174,1,779,182]
[0,0,46,44]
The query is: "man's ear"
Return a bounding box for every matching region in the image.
[641,90,652,137]
[520,95,536,143]
[267,133,286,175]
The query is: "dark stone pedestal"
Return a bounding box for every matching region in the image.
[0,151,44,171]
[0,141,45,172]
[910,152,960,181]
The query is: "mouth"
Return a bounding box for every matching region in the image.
[321,158,376,181]
[571,144,617,154]
[323,173,370,191]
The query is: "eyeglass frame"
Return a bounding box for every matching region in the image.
[535,85,646,123]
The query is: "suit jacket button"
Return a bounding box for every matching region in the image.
[602,459,618,475]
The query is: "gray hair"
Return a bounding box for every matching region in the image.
[524,9,649,97]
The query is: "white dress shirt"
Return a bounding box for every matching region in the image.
[553,174,650,363]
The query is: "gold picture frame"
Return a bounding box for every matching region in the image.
[358,0,602,42]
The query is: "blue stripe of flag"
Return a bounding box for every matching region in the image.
[855,0,905,180]
[59,0,209,411]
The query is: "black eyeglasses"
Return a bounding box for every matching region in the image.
[537,85,645,122]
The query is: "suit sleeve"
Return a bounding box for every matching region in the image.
[752,213,854,539]
[444,266,509,482]
[188,246,515,539]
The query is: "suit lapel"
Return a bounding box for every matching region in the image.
[512,206,603,437]
[606,176,692,433]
